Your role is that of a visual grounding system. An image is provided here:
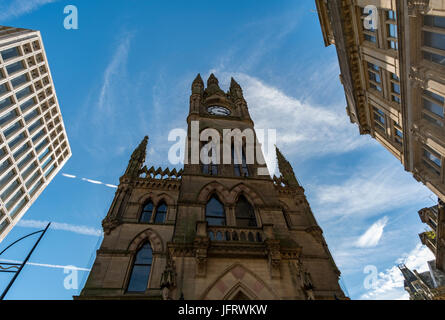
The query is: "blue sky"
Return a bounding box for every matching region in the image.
[0,0,437,300]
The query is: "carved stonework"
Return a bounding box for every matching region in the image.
[124,136,148,178]
[408,0,430,17]
[160,257,177,300]
[194,236,209,277]
[265,239,281,279]
[409,66,427,89]
[102,217,120,235]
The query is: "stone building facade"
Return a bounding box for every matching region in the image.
[400,199,445,300]
[76,74,346,300]
[315,0,445,201]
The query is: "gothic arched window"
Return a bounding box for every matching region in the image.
[202,142,218,175]
[140,202,153,223]
[205,196,225,226]
[235,195,257,227]
[127,242,153,292]
[232,145,249,177]
[154,202,167,224]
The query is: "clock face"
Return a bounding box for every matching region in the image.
[207,105,231,116]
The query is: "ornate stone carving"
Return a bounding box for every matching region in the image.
[408,0,430,17]
[194,231,210,277]
[409,66,427,89]
[265,239,281,279]
[101,217,120,235]
[124,136,148,178]
[275,146,299,187]
[160,257,177,300]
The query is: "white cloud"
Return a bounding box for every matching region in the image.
[212,72,369,159]
[0,258,90,271]
[98,36,132,112]
[361,244,435,300]
[0,0,57,21]
[61,173,117,189]
[313,162,432,218]
[355,216,388,248]
[17,219,103,237]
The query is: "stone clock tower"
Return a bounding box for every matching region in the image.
[76,74,346,300]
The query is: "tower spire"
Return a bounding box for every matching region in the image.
[230,77,244,100]
[191,73,204,95]
[276,146,299,186]
[124,136,148,178]
[205,73,225,96]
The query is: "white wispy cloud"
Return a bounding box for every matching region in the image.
[17,219,103,237]
[0,259,90,271]
[312,162,432,219]
[98,36,132,112]
[211,72,369,160]
[355,216,388,248]
[360,244,435,300]
[62,173,117,189]
[0,0,57,21]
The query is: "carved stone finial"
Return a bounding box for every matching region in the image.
[192,73,204,95]
[124,136,148,178]
[275,146,299,187]
[205,73,225,97]
[230,77,244,100]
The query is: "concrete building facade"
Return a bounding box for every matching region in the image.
[315,0,445,201]
[0,26,71,242]
[77,74,346,300]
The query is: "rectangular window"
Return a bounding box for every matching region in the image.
[6,189,24,211]
[422,89,444,127]
[32,129,45,143]
[424,15,445,28]
[424,31,445,51]
[29,179,42,196]
[0,83,9,95]
[423,147,442,177]
[9,197,28,219]
[10,73,28,89]
[22,161,37,180]
[0,158,11,176]
[24,109,39,123]
[18,152,33,170]
[15,86,32,100]
[38,147,50,162]
[1,47,20,61]
[28,119,43,133]
[20,98,35,113]
[4,121,23,138]
[0,109,18,127]
[0,96,13,112]
[1,179,19,201]
[5,61,24,75]
[25,171,40,189]
[35,138,49,152]
[13,142,30,160]
[423,15,445,67]
[387,10,397,21]
[373,107,386,132]
[0,170,15,190]
[8,132,26,150]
